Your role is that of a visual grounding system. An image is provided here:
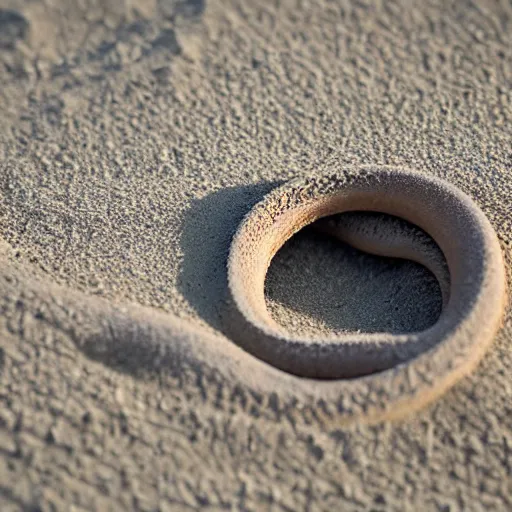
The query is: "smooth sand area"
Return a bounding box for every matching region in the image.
[1,0,511,510]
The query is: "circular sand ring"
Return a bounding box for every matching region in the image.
[227,166,507,383]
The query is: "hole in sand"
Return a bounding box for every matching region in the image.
[265,213,443,337]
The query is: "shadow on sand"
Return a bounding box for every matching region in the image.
[177,181,282,333]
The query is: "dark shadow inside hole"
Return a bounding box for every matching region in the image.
[265,212,444,336]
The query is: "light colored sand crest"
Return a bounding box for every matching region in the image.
[0,166,506,426]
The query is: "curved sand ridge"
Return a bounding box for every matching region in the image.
[314,210,451,308]
[1,166,507,425]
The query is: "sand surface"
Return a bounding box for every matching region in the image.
[0,0,511,510]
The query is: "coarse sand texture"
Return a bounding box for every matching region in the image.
[1,0,512,508]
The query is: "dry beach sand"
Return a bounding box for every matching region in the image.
[1,0,512,510]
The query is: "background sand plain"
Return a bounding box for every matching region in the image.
[0,0,511,510]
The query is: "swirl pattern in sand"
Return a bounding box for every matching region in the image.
[0,166,506,425]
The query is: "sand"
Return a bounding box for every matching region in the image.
[0,0,511,510]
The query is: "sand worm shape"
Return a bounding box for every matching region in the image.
[225,166,506,399]
[2,166,506,425]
